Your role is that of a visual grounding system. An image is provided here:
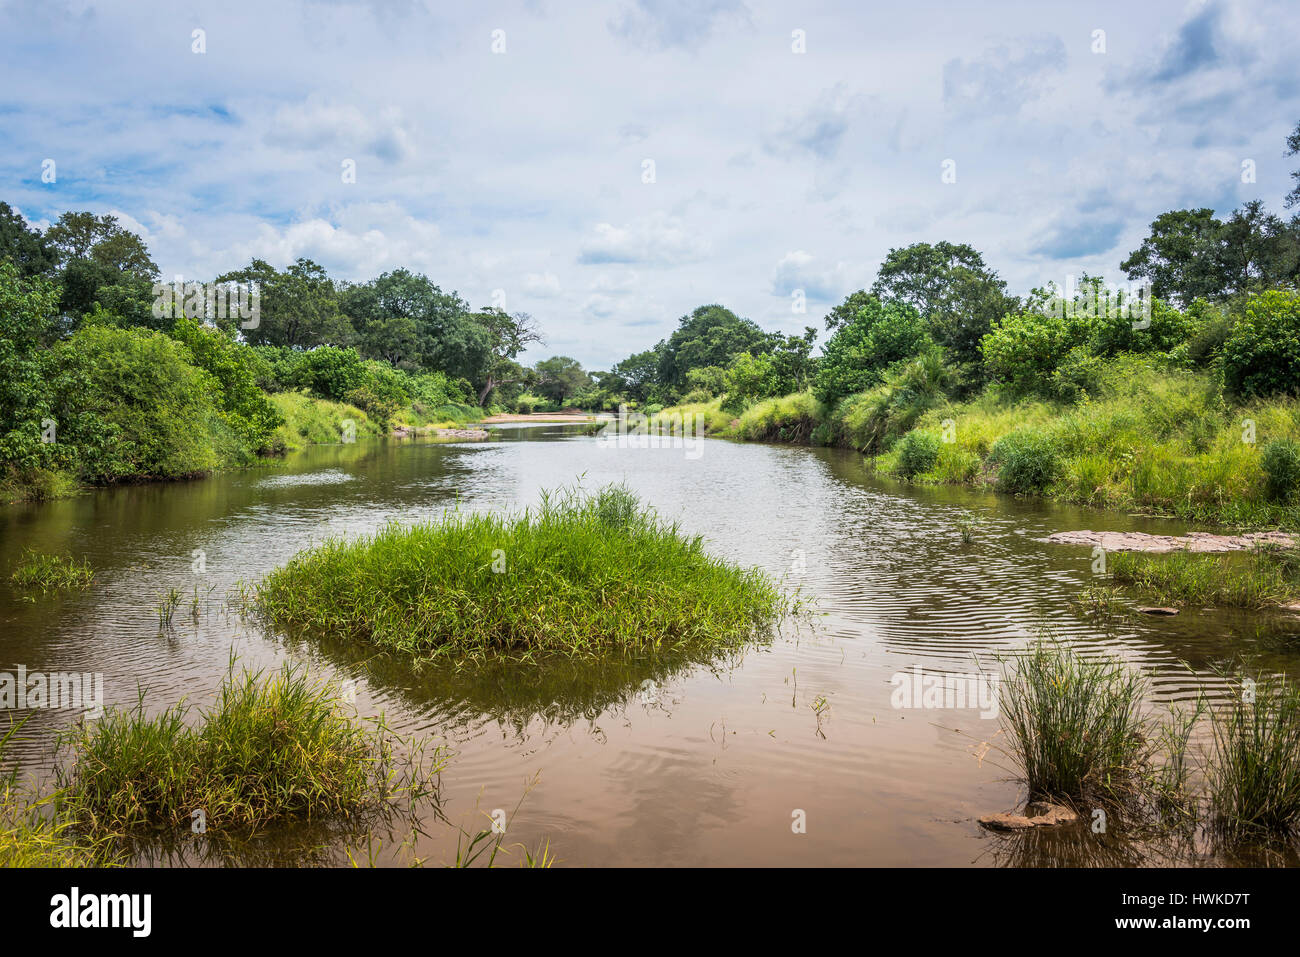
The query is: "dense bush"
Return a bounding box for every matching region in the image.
[895,430,941,478]
[168,318,282,455]
[1261,439,1300,502]
[52,326,233,481]
[1223,290,1300,398]
[814,297,929,406]
[991,430,1061,494]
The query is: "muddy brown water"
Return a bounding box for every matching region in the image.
[3,424,1299,866]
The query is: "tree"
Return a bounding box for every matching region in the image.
[823,290,876,331]
[0,262,64,474]
[813,297,930,406]
[1287,119,1300,210]
[870,241,1017,380]
[44,211,159,324]
[0,202,56,278]
[451,309,543,406]
[609,349,661,404]
[217,258,353,349]
[341,269,470,368]
[1121,205,1300,303]
[656,304,769,391]
[534,356,591,405]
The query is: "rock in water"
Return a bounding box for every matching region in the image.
[978,801,1079,831]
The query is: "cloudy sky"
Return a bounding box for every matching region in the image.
[1,0,1296,367]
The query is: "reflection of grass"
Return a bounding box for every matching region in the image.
[1109,547,1300,609]
[255,483,790,664]
[9,549,93,592]
[271,619,748,736]
[58,659,441,835]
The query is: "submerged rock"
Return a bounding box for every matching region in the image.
[978,801,1078,832]
[1042,530,1296,553]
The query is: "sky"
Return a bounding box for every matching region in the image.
[1,0,1297,368]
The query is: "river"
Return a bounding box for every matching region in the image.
[3,423,1298,866]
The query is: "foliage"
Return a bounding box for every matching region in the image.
[1223,290,1300,398]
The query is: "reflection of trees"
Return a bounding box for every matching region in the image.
[269,621,763,738]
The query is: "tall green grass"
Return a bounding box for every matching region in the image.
[1108,547,1300,609]
[255,484,789,664]
[1208,673,1300,835]
[9,549,93,592]
[1,719,116,867]
[998,641,1149,804]
[58,661,413,833]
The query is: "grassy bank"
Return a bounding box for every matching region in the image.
[655,357,1300,528]
[255,484,789,664]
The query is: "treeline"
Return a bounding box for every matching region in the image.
[0,205,561,499]
[596,123,1300,420]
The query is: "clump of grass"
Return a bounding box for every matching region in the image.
[1207,673,1300,836]
[998,641,1149,805]
[895,430,941,479]
[9,549,93,592]
[254,483,789,664]
[1261,439,1300,502]
[58,661,419,834]
[1108,546,1300,609]
[1070,583,1131,619]
[0,719,116,867]
[990,429,1061,494]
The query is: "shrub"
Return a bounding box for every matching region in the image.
[814,297,929,406]
[895,430,941,478]
[991,429,1061,494]
[1261,439,1300,502]
[51,325,233,482]
[1223,290,1300,398]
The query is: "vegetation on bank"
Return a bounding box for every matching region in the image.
[254,484,789,664]
[1106,547,1300,610]
[57,662,425,834]
[996,642,1300,837]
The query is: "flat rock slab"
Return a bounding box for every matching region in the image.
[1042,530,1296,554]
[434,428,489,439]
[979,802,1079,832]
[1136,606,1179,616]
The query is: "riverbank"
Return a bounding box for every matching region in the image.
[1,390,488,506]
[655,357,1300,529]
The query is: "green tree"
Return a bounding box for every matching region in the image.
[0,202,56,278]
[44,211,159,326]
[656,304,768,391]
[870,241,1017,381]
[534,356,591,404]
[217,258,353,349]
[813,297,930,406]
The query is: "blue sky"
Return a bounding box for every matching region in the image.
[1,0,1296,367]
